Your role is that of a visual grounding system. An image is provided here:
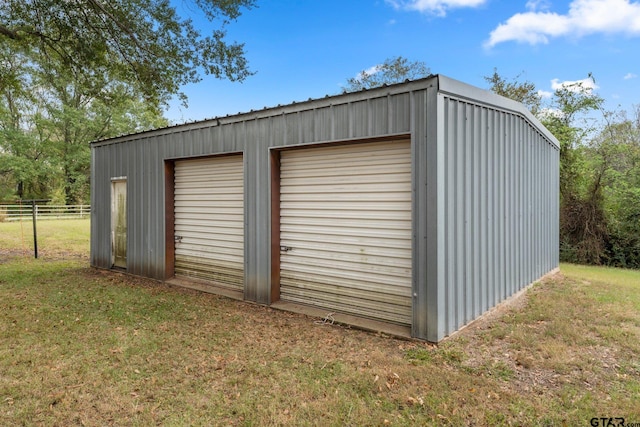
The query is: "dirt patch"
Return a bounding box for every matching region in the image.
[448,272,635,405]
[0,249,88,264]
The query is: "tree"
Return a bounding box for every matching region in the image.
[540,77,603,198]
[485,70,616,266]
[484,70,603,200]
[484,68,542,115]
[0,0,255,106]
[0,36,170,203]
[537,78,607,265]
[0,44,56,200]
[342,56,430,92]
[0,0,254,203]
[588,108,640,267]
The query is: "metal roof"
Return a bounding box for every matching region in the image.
[91,74,559,149]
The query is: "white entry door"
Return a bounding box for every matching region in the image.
[111,179,127,269]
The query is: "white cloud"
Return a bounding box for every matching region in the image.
[485,0,640,48]
[624,72,638,79]
[354,65,383,81]
[526,0,552,11]
[386,0,487,17]
[550,77,599,93]
[538,107,566,120]
[532,78,599,108]
[538,89,553,99]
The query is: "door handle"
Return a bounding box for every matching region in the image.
[280,245,292,252]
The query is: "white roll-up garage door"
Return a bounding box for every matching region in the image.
[174,155,244,291]
[279,140,412,325]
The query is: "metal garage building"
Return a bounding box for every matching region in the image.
[90,75,559,342]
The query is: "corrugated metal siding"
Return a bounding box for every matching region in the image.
[439,94,559,337]
[279,140,413,325]
[89,75,560,342]
[90,81,420,288]
[174,156,244,290]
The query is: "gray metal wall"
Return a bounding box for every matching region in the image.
[429,89,559,341]
[90,75,559,341]
[91,78,430,306]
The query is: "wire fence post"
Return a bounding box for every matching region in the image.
[32,200,38,259]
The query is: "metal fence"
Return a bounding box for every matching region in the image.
[0,204,91,221]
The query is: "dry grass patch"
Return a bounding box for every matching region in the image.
[1,242,640,425]
[1,261,638,426]
[0,219,89,261]
[448,267,640,422]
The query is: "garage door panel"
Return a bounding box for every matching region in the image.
[177,225,244,235]
[277,239,412,259]
[175,171,242,180]
[279,248,412,269]
[174,155,244,291]
[281,182,410,195]
[281,192,410,202]
[281,230,411,251]
[281,254,410,278]
[180,239,244,256]
[281,260,410,287]
[281,287,411,325]
[175,259,243,285]
[281,225,410,240]
[281,284,411,308]
[180,222,243,232]
[280,140,412,326]
[174,213,242,222]
[281,202,409,212]
[175,205,242,214]
[282,143,409,161]
[280,271,411,298]
[280,269,410,292]
[281,163,410,179]
[175,156,241,166]
[281,216,411,230]
[279,209,411,221]
[175,189,242,196]
[282,154,409,166]
[177,251,243,266]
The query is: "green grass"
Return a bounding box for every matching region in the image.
[1,226,639,425]
[562,262,640,288]
[0,218,89,258]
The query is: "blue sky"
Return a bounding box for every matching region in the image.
[166,0,640,124]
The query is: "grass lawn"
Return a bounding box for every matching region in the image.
[1,221,639,425]
[0,218,89,260]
